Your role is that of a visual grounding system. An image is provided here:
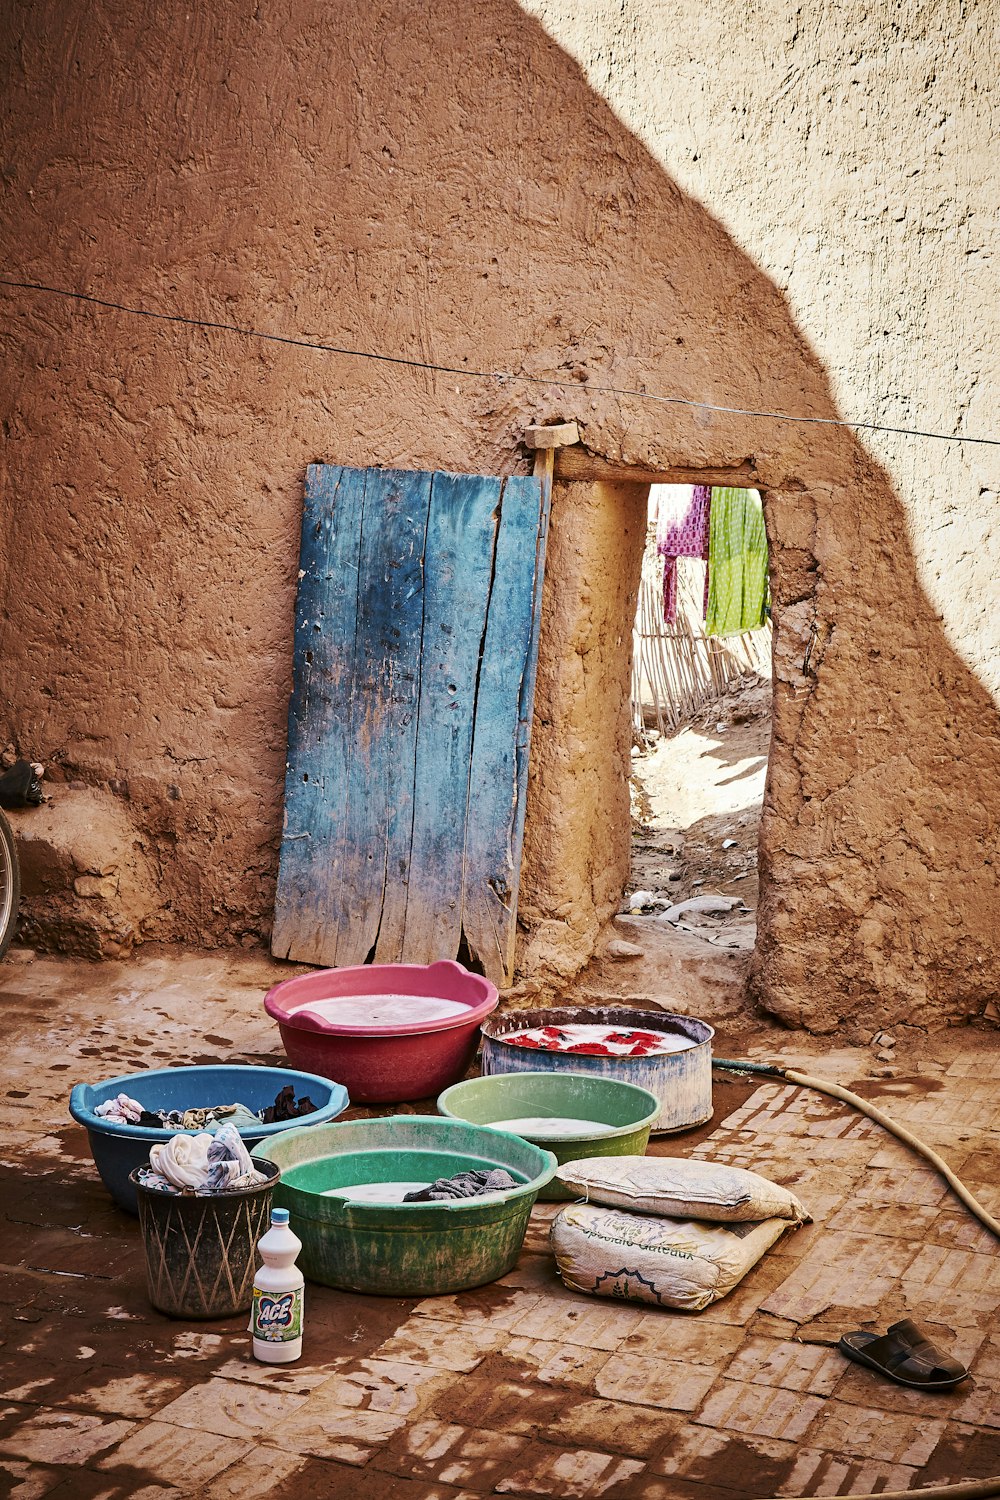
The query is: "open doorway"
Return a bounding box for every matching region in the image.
[627,483,773,958]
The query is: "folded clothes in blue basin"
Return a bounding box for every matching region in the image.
[70,1064,349,1215]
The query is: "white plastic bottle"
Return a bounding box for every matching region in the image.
[251,1208,304,1363]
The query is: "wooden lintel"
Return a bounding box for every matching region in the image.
[523,421,580,450]
[554,445,760,488]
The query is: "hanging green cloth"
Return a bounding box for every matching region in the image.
[705,487,769,637]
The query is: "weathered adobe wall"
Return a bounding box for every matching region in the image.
[0,0,997,1030]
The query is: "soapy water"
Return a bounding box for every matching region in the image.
[321,1180,431,1202]
[491,1115,615,1138]
[504,1022,697,1057]
[290,994,470,1027]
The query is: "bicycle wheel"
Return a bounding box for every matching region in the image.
[0,808,20,960]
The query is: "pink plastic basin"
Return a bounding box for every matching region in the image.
[264,960,499,1104]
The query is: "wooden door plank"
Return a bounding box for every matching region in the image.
[510,450,555,942]
[338,467,431,966]
[272,464,366,963]
[462,474,545,984]
[275,464,549,982]
[398,472,501,963]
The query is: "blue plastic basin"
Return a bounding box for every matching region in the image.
[69,1064,349,1214]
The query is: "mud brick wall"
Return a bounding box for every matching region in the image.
[1,0,997,1029]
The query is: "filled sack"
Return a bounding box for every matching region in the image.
[551,1202,796,1310]
[555,1155,809,1224]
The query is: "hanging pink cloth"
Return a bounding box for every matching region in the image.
[655,485,711,624]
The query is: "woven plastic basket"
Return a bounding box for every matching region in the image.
[131,1160,280,1319]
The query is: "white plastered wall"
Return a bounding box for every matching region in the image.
[520,0,1000,695]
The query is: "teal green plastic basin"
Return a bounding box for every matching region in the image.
[437,1071,660,1200]
[252,1116,556,1295]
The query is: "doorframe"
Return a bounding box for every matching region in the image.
[523,424,773,985]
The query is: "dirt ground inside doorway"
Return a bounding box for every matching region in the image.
[566,675,770,1022]
[628,674,771,937]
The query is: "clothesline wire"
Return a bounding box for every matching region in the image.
[2,274,998,449]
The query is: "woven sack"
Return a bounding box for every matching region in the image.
[555,1155,808,1223]
[551,1202,796,1310]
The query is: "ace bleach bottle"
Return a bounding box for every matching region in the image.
[251,1208,304,1363]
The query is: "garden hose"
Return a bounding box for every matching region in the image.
[713,1059,1000,1239]
[778,1483,1000,1499]
[711,1058,1000,1500]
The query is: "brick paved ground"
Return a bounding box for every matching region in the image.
[1,949,998,1498]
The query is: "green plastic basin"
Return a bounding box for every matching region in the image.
[252,1116,556,1295]
[437,1071,660,1200]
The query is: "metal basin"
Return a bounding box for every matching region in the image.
[480,1007,714,1134]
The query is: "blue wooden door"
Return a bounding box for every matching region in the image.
[272,465,551,986]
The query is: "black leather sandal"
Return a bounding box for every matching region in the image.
[838,1318,969,1390]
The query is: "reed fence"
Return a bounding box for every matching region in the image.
[631,535,772,734]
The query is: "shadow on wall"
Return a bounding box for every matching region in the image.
[0,0,997,1031]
